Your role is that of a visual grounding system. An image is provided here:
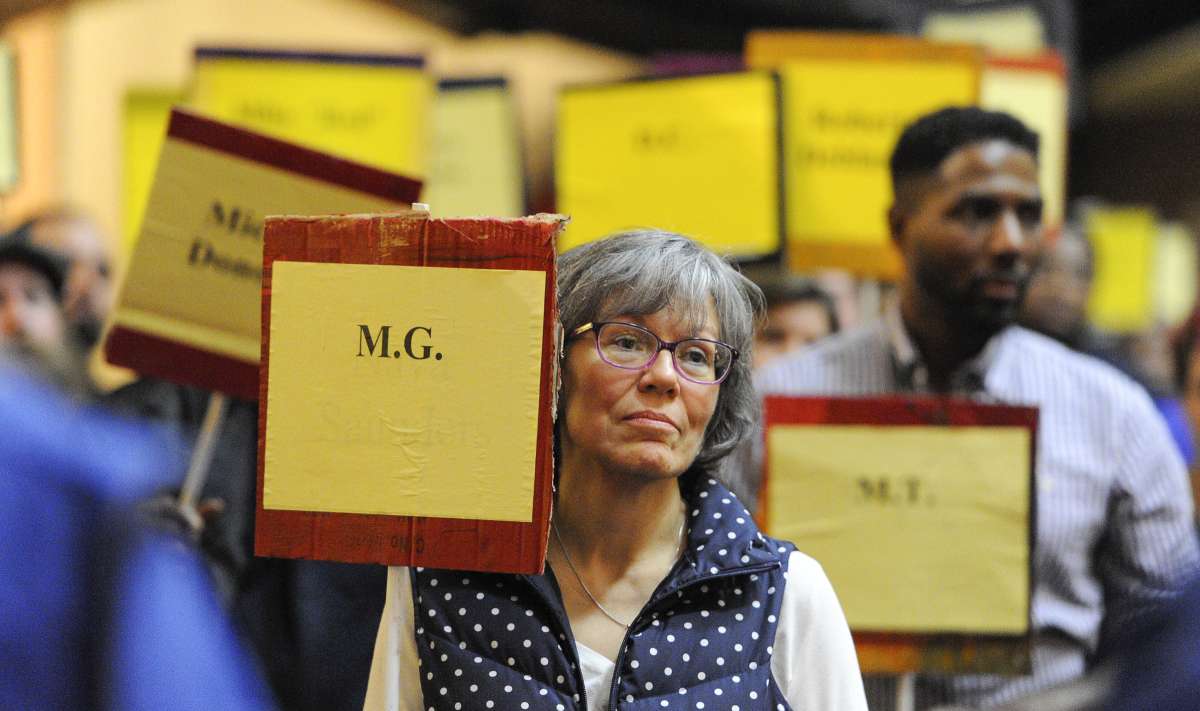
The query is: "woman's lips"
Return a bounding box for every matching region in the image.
[623,411,679,432]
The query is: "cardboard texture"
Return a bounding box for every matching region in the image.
[424,78,526,218]
[556,71,781,260]
[763,395,1037,674]
[105,108,421,398]
[257,212,565,574]
[746,31,981,279]
[189,47,432,178]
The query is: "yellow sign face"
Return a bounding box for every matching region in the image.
[114,136,408,364]
[423,81,525,218]
[768,425,1031,634]
[122,89,184,253]
[1155,222,1197,326]
[747,33,980,277]
[980,60,1067,228]
[1086,206,1157,333]
[0,41,16,193]
[556,71,780,259]
[263,261,546,521]
[188,51,432,177]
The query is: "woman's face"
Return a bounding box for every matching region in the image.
[560,303,723,481]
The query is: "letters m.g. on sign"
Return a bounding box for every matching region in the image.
[257,212,565,574]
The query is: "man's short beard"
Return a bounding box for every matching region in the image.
[915,261,1025,342]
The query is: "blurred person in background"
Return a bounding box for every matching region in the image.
[0,361,275,711]
[749,106,1199,709]
[813,267,862,330]
[0,230,93,399]
[753,277,840,370]
[1021,225,1193,464]
[12,208,114,355]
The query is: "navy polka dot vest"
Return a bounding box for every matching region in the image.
[412,474,797,710]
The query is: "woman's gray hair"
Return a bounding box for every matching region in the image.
[557,229,765,473]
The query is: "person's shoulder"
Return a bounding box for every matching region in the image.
[756,322,890,395]
[1002,327,1152,404]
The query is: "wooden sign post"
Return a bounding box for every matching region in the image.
[256,212,565,574]
[763,395,1037,675]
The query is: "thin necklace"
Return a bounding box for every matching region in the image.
[552,517,686,630]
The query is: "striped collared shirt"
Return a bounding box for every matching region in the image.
[745,309,1200,709]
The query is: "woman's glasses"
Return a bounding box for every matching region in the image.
[571,321,738,385]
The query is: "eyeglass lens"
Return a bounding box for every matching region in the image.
[595,322,732,383]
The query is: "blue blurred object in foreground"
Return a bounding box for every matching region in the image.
[0,366,275,710]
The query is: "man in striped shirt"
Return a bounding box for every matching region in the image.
[747,107,1199,708]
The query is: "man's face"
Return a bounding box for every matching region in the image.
[0,262,66,356]
[893,139,1044,337]
[28,217,112,347]
[754,300,834,370]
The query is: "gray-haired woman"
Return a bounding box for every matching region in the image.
[364,230,866,711]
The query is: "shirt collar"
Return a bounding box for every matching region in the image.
[883,301,1005,396]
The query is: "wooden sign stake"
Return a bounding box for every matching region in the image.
[178,392,229,509]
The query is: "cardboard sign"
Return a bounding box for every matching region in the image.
[423,78,525,218]
[1155,222,1197,327]
[556,71,781,259]
[1086,205,1157,333]
[746,32,981,278]
[0,41,17,193]
[764,396,1036,673]
[122,89,184,253]
[257,212,565,573]
[188,47,432,178]
[106,109,421,399]
[980,54,1068,229]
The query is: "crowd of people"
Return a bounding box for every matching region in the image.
[3,105,1200,711]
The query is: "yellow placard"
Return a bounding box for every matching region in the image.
[922,5,1047,55]
[1086,206,1157,333]
[747,32,981,278]
[114,135,409,364]
[423,80,525,218]
[556,71,780,259]
[263,261,546,521]
[768,425,1031,634]
[188,49,432,177]
[980,57,1067,228]
[0,41,17,193]
[122,89,184,254]
[1155,222,1197,326]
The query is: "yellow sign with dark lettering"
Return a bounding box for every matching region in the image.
[556,71,780,258]
[767,424,1031,633]
[263,261,546,521]
[188,48,432,177]
[747,32,981,278]
[113,116,412,367]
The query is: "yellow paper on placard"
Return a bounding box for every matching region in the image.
[188,51,432,177]
[980,60,1067,228]
[556,71,779,258]
[122,89,184,254]
[423,81,524,217]
[768,425,1031,634]
[1155,222,1197,326]
[0,41,17,193]
[747,33,980,277]
[263,261,545,521]
[1086,206,1156,333]
[114,137,408,364]
[923,5,1047,55]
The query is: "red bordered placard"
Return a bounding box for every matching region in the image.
[255,213,563,574]
[763,395,1038,674]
